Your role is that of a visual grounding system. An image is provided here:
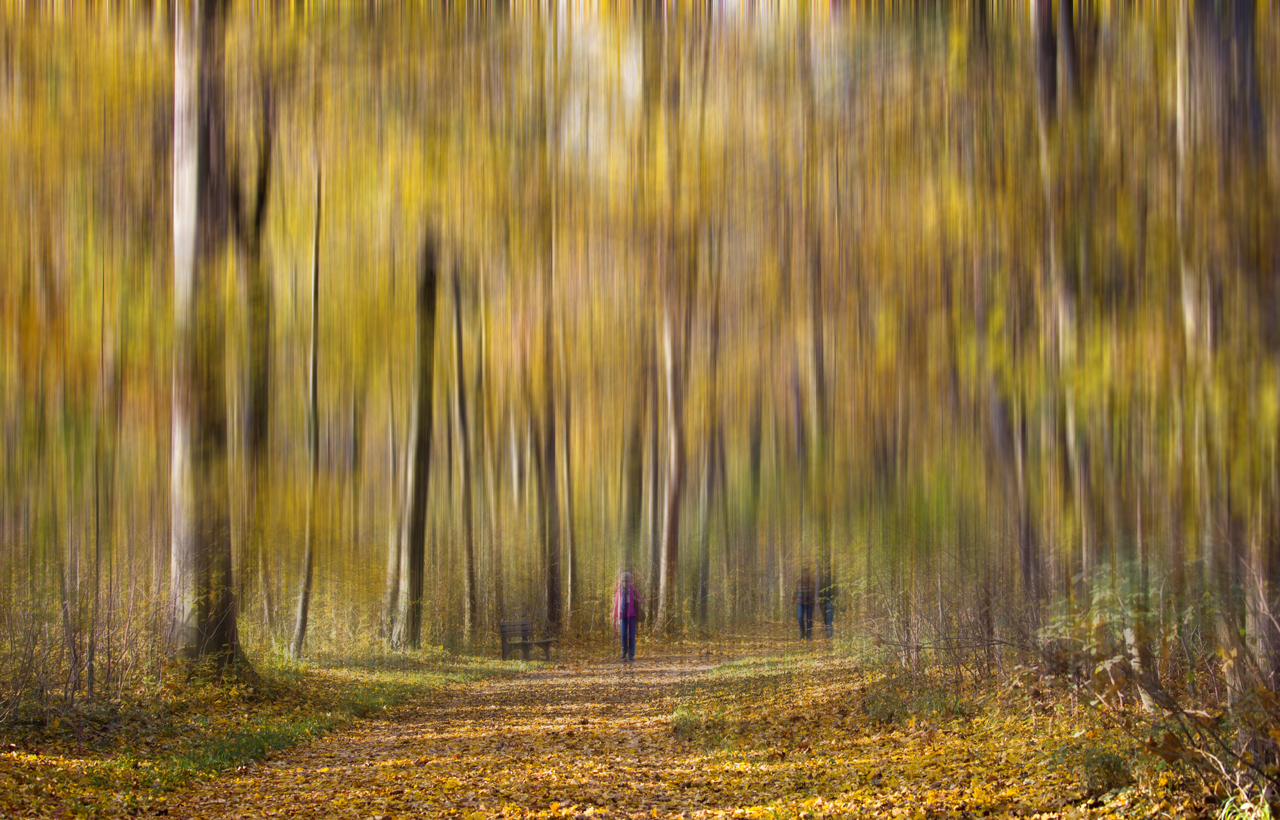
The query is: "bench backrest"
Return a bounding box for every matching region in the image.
[500,619,533,640]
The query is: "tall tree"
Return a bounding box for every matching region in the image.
[452,262,478,642]
[537,5,563,635]
[798,2,832,609]
[653,10,695,637]
[169,0,239,665]
[290,173,321,660]
[230,68,275,637]
[392,233,441,650]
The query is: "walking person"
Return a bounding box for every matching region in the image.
[819,575,837,639]
[613,570,642,661]
[794,566,816,640]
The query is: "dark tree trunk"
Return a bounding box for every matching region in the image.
[232,70,275,638]
[647,329,662,615]
[392,233,440,650]
[537,5,563,637]
[290,173,321,661]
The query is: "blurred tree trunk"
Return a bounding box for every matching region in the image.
[477,275,504,630]
[290,173,321,661]
[799,3,832,610]
[451,263,477,643]
[696,268,721,629]
[561,335,578,632]
[231,72,275,639]
[653,9,694,638]
[169,0,238,665]
[622,341,646,576]
[382,369,401,641]
[655,299,689,636]
[641,3,663,617]
[392,234,440,651]
[536,5,563,636]
[1177,0,1250,705]
[1032,0,1088,616]
[647,332,662,616]
[747,388,763,620]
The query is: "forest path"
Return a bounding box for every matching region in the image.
[169,649,729,819]
[162,645,1192,819]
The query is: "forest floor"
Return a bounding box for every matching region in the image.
[162,642,1208,819]
[2,639,1220,818]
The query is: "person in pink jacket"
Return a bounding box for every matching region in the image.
[612,570,642,662]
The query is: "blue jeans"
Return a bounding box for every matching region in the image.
[620,616,637,659]
[821,599,834,638]
[797,603,814,640]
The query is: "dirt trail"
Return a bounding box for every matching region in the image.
[169,652,723,819]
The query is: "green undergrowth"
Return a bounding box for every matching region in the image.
[0,647,523,813]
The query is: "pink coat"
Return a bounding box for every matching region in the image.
[613,580,642,622]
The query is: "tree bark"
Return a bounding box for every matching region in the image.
[232,70,275,639]
[622,343,646,576]
[290,173,321,660]
[392,233,440,651]
[654,309,686,636]
[647,328,662,615]
[451,263,478,643]
[538,6,563,636]
[382,372,401,641]
[561,338,578,631]
[169,0,238,665]
[478,276,504,629]
[799,4,832,608]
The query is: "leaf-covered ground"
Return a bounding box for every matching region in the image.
[128,645,1209,819]
[0,651,516,818]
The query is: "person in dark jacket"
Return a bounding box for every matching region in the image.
[612,570,642,661]
[794,566,816,640]
[819,576,837,639]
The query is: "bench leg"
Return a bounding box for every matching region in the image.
[541,644,552,661]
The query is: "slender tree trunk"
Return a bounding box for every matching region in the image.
[747,388,763,620]
[538,6,562,636]
[237,77,275,639]
[655,309,687,636]
[622,347,646,575]
[392,233,440,651]
[479,279,504,629]
[647,328,662,614]
[697,263,723,629]
[290,173,321,660]
[382,209,402,643]
[799,4,832,607]
[696,446,713,630]
[382,375,401,641]
[88,278,104,698]
[562,346,578,631]
[451,264,477,643]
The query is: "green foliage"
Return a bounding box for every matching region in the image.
[0,647,515,801]
[1220,795,1275,820]
[1049,737,1135,797]
[860,670,981,725]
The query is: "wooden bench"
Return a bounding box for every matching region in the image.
[500,619,556,661]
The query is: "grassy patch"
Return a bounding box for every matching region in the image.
[0,647,519,815]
